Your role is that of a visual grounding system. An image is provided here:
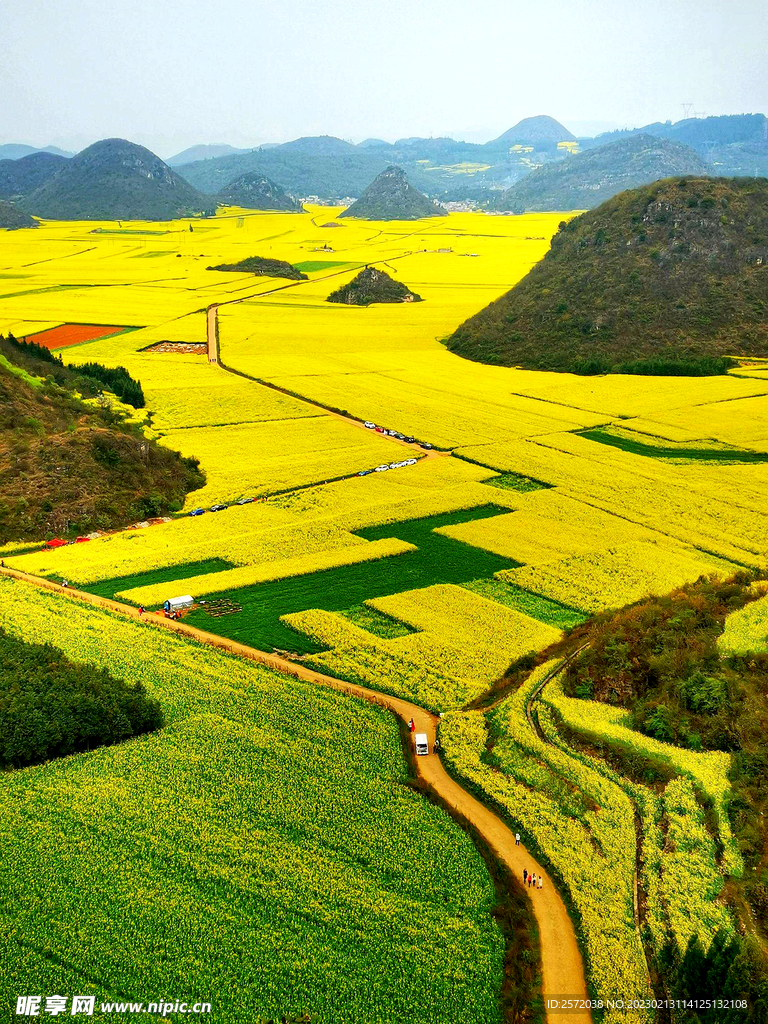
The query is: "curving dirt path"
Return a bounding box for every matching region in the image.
[1,566,590,1022]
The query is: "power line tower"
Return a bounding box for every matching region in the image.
[681,102,694,120]
[693,111,708,120]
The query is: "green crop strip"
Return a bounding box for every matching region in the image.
[484,472,549,493]
[292,260,358,273]
[340,603,418,639]
[461,579,587,629]
[82,558,235,599]
[177,505,519,652]
[580,427,768,463]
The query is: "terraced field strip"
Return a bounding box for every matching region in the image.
[528,657,658,1003]
[1,565,590,1023]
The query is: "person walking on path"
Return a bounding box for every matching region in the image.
[538,876,543,891]
[138,606,144,617]
[515,833,520,846]
[523,868,528,884]
[408,718,415,732]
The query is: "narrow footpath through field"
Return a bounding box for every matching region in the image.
[203,253,454,458]
[1,566,590,1023]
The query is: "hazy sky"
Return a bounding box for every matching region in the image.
[3,0,767,157]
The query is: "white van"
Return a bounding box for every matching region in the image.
[414,733,429,756]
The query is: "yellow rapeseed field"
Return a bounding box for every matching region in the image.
[3,201,768,1017]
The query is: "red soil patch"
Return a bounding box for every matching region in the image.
[23,324,127,350]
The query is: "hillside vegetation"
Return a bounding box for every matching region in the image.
[0,337,203,541]
[327,266,422,305]
[340,166,447,220]
[23,139,214,221]
[492,135,708,212]
[449,176,768,373]
[0,200,37,229]
[593,113,768,178]
[213,170,303,211]
[559,573,768,1012]
[4,333,146,407]
[207,255,307,279]
[0,151,68,200]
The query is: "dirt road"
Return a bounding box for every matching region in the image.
[1,566,590,1021]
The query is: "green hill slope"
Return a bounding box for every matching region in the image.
[0,336,203,541]
[448,176,768,373]
[0,152,68,200]
[0,200,37,229]
[327,266,422,305]
[490,114,575,147]
[340,166,447,220]
[492,135,708,212]
[593,113,768,177]
[24,139,214,221]
[214,171,303,211]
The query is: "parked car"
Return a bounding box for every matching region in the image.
[364,421,376,429]
[404,436,415,443]
[405,458,417,466]
[374,426,385,433]
[420,442,433,450]
[236,497,255,505]
[189,508,206,516]
[389,462,403,469]
[414,733,430,756]
[374,464,390,472]
[210,504,228,512]
[357,469,373,476]
[387,429,398,436]
[394,433,405,440]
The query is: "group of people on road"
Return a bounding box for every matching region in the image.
[523,867,543,891]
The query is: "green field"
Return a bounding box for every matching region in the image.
[180,506,519,650]
[0,576,505,1024]
[293,260,360,273]
[83,558,235,599]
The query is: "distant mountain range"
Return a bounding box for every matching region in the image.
[172,126,575,198]
[0,144,73,161]
[166,144,255,166]
[2,113,766,224]
[492,135,708,212]
[587,113,768,176]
